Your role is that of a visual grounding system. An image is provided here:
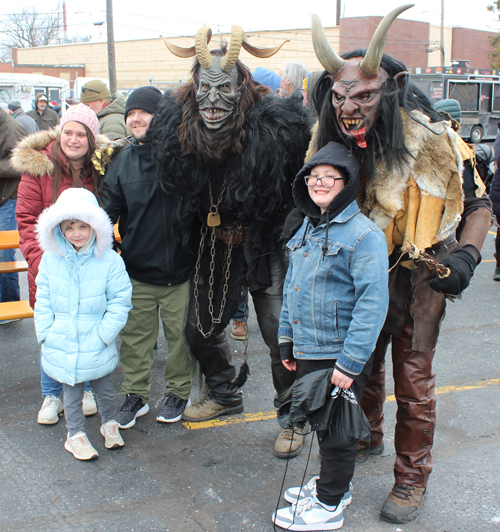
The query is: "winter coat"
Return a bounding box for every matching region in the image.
[11,128,109,307]
[34,188,132,386]
[0,108,27,206]
[100,140,197,286]
[12,110,39,136]
[26,94,60,131]
[98,93,128,140]
[489,134,500,219]
[279,142,389,377]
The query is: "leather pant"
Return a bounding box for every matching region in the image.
[185,249,296,406]
[361,323,436,487]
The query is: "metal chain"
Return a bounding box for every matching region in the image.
[193,224,234,339]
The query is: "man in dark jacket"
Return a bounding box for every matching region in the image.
[0,108,27,322]
[490,121,500,280]
[100,86,197,428]
[7,100,38,135]
[26,94,59,131]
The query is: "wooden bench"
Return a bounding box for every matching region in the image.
[0,230,33,320]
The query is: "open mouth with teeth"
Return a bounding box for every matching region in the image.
[200,108,232,123]
[342,118,364,131]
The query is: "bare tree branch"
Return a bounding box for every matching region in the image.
[0,6,61,53]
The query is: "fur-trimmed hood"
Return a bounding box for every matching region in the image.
[10,126,110,178]
[36,188,113,257]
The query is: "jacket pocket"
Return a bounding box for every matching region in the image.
[326,300,340,341]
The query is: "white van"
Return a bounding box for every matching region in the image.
[0,73,70,112]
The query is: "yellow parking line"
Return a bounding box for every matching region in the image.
[183,379,500,429]
[488,231,497,235]
[387,378,500,401]
[483,259,495,262]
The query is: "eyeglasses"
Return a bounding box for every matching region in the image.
[304,175,344,188]
[82,87,100,94]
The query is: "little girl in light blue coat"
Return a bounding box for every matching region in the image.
[34,188,132,461]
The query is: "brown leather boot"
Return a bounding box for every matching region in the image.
[381,483,426,523]
[274,423,309,458]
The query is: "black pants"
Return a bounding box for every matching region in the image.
[296,355,374,507]
[185,248,296,406]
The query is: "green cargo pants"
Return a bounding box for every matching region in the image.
[119,278,192,402]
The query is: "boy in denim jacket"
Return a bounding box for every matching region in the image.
[273,142,389,531]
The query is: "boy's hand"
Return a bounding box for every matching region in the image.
[282,359,297,372]
[331,368,353,389]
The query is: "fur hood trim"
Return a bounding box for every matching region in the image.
[36,188,113,257]
[11,126,109,177]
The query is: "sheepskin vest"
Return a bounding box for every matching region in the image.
[307,109,467,255]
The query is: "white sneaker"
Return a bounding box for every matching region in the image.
[83,390,98,416]
[64,431,99,461]
[37,395,63,425]
[285,477,352,508]
[100,420,125,449]
[273,496,344,531]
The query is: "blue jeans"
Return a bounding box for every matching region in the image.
[0,199,20,303]
[232,287,247,321]
[40,352,92,397]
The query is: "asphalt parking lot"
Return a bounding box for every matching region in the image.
[1,231,500,532]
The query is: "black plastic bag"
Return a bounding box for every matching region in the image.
[289,368,371,448]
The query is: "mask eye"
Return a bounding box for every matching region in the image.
[332,92,344,103]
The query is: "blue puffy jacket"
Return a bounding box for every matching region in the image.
[34,188,132,385]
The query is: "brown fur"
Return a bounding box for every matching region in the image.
[307,109,464,242]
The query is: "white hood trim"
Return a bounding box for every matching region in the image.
[36,192,113,258]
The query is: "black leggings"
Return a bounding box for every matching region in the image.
[296,356,374,507]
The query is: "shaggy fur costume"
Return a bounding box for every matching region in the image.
[307,109,464,253]
[151,94,311,326]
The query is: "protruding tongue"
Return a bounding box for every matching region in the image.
[352,127,367,148]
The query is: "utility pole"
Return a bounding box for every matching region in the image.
[106,0,117,94]
[440,0,446,67]
[336,0,341,27]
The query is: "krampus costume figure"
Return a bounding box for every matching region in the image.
[308,4,492,524]
[151,27,310,455]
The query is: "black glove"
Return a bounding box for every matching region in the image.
[279,342,294,361]
[429,248,477,296]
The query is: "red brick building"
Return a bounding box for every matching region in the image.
[339,16,497,69]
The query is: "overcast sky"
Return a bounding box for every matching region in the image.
[0,0,499,43]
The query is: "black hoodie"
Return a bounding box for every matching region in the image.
[293,142,360,226]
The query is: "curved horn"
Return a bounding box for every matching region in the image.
[241,34,289,58]
[195,26,214,69]
[359,4,414,77]
[161,35,196,58]
[311,13,345,76]
[220,25,244,72]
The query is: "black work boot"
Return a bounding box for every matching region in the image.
[493,263,500,281]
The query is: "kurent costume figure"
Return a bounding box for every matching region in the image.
[307,5,492,524]
[151,26,311,455]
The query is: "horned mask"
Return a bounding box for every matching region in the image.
[311,4,414,146]
[163,26,288,129]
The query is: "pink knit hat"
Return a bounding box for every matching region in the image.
[60,103,99,140]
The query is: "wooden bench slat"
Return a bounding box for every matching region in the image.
[0,260,29,274]
[0,300,34,320]
[0,230,20,250]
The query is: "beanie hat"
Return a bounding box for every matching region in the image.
[124,86,162,120]
[8,100,22,111]
[60,103,99,140]
[80,80,111,103]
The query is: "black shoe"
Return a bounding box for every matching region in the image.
[493,265,500,281]
[156,392,191,423]
[116,394,149,429]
